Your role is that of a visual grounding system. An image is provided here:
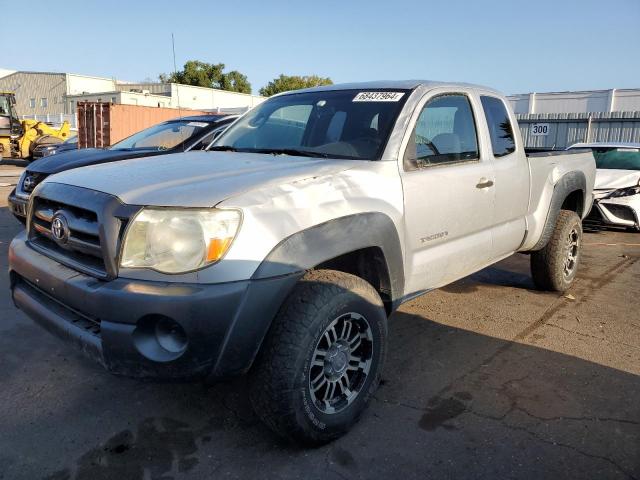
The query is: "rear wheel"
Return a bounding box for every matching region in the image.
[249,269,387,445]
[531,209,583,292]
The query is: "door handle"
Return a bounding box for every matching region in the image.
[476,178,494,189]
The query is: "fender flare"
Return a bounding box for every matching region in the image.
[531,171,587,251]
[252,212,405,302]
[210,213,405,378]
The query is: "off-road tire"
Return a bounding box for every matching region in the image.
[531,209,583,292]
[249,269,387,445]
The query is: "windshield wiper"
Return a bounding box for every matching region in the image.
[249,148,330,158]
[209,146,357,159]
[110,147,157,152]
[208,145,240,152]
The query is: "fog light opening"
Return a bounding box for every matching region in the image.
[133,315,189,362]
[155,317,188,354]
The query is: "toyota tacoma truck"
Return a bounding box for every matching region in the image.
[8,81,596,445]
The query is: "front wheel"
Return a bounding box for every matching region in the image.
[531,209,583,292]
[249,269,387,445]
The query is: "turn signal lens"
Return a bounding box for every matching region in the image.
[206,237,234,262]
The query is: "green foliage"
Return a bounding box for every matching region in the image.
[160,60,252,94]
[259,75,333,97]
[219,70,252,95]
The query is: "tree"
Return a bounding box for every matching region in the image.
[219,70,252,95]
[160,60,252,94]
[259,75,333,97]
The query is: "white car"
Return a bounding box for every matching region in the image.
[569,142,640,230]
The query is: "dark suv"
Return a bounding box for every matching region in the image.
[8,114,237,222]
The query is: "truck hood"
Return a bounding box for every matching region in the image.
[44,150,358,207]
[28,148,166,174]
[594,169,640,190]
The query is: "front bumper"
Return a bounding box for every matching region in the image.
[586,195,640,230]
[9,232,302,380]
[8,189,28,220]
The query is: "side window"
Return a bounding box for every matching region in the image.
[405,94,479,168]
[480,96,516,157]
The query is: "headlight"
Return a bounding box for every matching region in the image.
[608,185,640,198]
[120,208,241,274]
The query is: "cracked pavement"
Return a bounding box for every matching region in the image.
[0,172,638,479]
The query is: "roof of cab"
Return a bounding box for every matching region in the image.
[569,142,640,150]
[289,80,501,95]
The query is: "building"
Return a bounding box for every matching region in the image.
[68,82,264,114]
[507,88,640,149]
[0,69,15,79]
[0,71,116,116]
[0,70,265,128]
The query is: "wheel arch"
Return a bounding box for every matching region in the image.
[252,212,405,313]
[210,213,404,379]
[531,171,587,251]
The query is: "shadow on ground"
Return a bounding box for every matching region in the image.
[0,205,638,480]
[2,312,638,479]
[0,159,29,167]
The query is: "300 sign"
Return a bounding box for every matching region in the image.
[531,123,550,136]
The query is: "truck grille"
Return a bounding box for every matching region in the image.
[30,196,107,277]
[27,183,140,280]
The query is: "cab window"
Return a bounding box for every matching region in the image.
[405,94,479,169]
[480,96,516,157]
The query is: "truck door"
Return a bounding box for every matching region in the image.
[478,95,529,257]
[400,91,495,293]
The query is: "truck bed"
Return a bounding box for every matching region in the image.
[520,149,596,251]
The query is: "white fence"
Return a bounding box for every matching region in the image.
[20,114,78,130]
[516,111,640,149]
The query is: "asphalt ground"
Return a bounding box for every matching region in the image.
[0,163,638,479]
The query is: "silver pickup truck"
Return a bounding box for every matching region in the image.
[9,80,595,444]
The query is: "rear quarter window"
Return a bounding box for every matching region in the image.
[480,96,516,157]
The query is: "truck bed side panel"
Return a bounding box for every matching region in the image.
[520,150,596,251]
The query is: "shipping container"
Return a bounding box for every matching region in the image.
[77,102,210,148]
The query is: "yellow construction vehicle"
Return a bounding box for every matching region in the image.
[0,92,71,160]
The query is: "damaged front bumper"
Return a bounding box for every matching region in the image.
[9,232,302,380]
[586,193,640,230]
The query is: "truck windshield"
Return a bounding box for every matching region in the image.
[110,120,212,151]
[0,96,10,116]
[593,148,640,171]
[0,96,16,119]
[213,89,410,160]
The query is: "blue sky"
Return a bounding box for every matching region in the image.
[4,0,639,95]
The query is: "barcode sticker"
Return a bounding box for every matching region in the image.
[187,122,209,127]
[353,92,405,102]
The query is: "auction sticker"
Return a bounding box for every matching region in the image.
[187,122,209,128]
[353,92,405,102]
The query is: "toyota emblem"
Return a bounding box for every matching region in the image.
[51,214,70,243]
[23,175,35,191]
